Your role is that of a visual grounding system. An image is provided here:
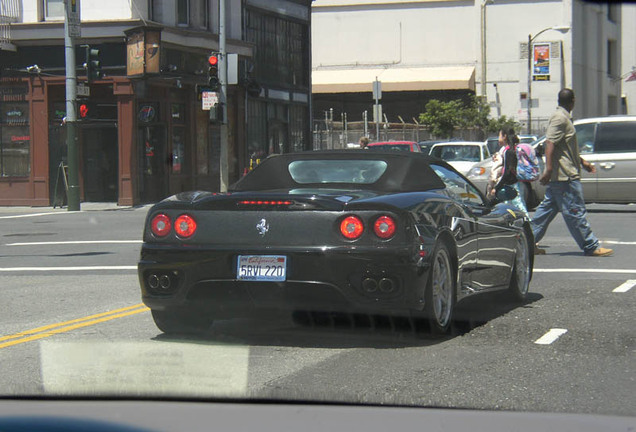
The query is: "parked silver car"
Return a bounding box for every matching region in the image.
[573,116,636,203]
[468,116,636,206]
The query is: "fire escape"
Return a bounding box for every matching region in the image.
[0,0,19,51]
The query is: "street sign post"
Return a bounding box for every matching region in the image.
[373,78,381,140]
[68,0,81,37]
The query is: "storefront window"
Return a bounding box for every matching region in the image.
[290,105,308,152]
[196,109,209,175]
[1,101,30,177]
[171,104,185,124]
[171,127,185,174]
[246,100,268,167]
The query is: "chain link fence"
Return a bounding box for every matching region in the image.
[313,116,485,150]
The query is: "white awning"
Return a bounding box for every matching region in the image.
[312,66,475,93]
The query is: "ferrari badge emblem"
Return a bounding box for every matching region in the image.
[256,218,269,236]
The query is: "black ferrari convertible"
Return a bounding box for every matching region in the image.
[138,151,534,335]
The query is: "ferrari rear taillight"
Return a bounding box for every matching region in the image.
[340,215,364,240]
[373,215,396,239]
[238,200,293,206]
[151,213,171,237]
[174,214,197,238]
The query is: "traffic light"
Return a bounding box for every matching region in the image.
[83,45,103,82]
[208,53,220,90]
[77,101,93,120]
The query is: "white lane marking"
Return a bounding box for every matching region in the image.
[613,280,636,293]
[534,328,568,345]
[0,212,74,219]
[0,266,137,272]
[6,240,142,246]
[603,240,636,245]
[534,268,636,274]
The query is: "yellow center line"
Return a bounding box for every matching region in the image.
[0,304,150,349]
[0,303,147,343]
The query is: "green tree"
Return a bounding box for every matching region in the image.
[419,99,465,139]
[419,95,520,139]
[487,115,521,134]
[462,95,491,131]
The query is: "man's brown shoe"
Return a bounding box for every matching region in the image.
[534,244,546,255]
[586,247,614,257]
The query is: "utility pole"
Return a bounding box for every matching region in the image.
[218,0,229,192]
[64,0,80,211]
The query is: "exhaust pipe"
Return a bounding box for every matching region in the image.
[379,277,395,293]
[159,274,171,290]
[148,274,159,290]
[362,277,378,293]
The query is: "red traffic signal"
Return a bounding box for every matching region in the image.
[78,102,90,119]
[208,52,220,90]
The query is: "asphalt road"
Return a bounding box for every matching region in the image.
[0,203,634,417]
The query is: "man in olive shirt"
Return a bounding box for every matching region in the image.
[531,88,613,257]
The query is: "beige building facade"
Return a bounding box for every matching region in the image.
[312,0,625,135]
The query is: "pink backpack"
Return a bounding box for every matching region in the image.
[515,143,540,182]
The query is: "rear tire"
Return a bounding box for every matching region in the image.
[425,241,455,335]
[151,309,214,335]
[509,231,531,301]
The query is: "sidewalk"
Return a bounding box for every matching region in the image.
[0,202,151,216]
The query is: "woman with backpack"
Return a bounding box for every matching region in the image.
[487,127,529,217]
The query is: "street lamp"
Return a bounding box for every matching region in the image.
[527,25,570,134]
[480,0,494,99]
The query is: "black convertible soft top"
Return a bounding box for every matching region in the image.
[230,150,448,193]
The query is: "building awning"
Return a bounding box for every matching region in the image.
[312,66,475,94]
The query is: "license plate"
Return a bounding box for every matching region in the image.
[237,255,287,282]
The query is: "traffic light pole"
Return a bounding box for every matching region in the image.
[64,0,80,211]
[218,0,229,192]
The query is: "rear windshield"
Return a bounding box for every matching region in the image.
[430,145,481,162]
[368,144,412,152]
[288,160,388,184]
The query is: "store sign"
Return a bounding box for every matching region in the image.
[125,27,161,77]
[11,135,30,142]
[138,105,157,123]
[5,109,25,123]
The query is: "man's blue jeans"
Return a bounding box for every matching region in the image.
[531,180,599,254]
